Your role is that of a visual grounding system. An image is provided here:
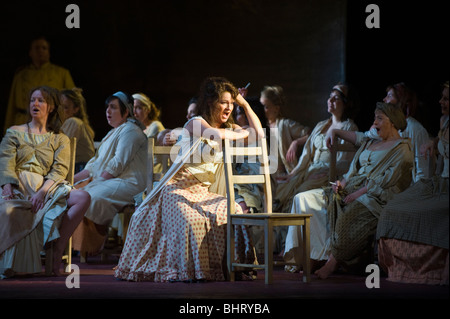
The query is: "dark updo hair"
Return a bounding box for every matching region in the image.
[105,91,134,118]
[196,77,237,128]
[28,85,64,133]
[332,82,360,121]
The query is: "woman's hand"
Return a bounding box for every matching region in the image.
[1,183,15,200]
[343,186,367,204]
[238,87,248,98]
[286,140,298,163]
[326,129,336,150]
[276,173,292,183]
[331,179,346,193]
[420,139,435,160]
[30,190,46,213]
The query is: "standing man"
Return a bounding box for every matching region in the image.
[4,36,75,133]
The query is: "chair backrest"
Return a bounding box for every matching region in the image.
[147,137,180,191]
[329,136,358,182]
[223,137,272,216]
[67,137,76,185]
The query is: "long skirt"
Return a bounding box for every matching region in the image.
[377,176,449,285]
[0,171,71,278]
[378,239,449,285]
[114,169,256,282]
[284,187,377,269]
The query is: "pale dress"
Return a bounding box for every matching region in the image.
[284,135,413,269]
[0,130,71,278]
[61,117,95,168]
[274,118,358,213]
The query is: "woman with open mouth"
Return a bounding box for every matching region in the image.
[115,77,265,282]
[284,102,414,279]
[0,86,90,278]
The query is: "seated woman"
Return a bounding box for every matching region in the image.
[60,88,96,173]
[275,83,359,214]
[376,81,449,285]
[382,83,430,182]
[260,85,310,181]
[132,92,165,138]
[283,102,414,278]
[0,86,91,277]
[114,77,265,282]
[72,91,147,257]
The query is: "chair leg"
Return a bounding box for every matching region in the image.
[227,224,235,281]
[65,237,72,273]
[302,218,311,283]
[264,220,273,284]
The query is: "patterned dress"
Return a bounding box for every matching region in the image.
[114,119,256,282]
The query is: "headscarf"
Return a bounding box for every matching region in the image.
[375,102,407,131]
[132,93,152,110]
[113,91,134,117]
[112,91,145,129]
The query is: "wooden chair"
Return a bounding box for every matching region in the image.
[45,137,76,275]
[147,137,180,192]
[99,137,180,262]
[223,137,312,284]
[115,137,179,242]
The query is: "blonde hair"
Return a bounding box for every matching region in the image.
[132,93,161,121]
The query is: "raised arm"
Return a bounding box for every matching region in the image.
[326,129,357,150]
[234,94,265,139]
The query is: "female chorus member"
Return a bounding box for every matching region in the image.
[274,83,359,215]
[376,81,449,285]
[60,88,95,173]
[284,102,413,279]
[72,91,147,257]
[0,86,90,277]
[132,92,165,138]
[114,77,265,282]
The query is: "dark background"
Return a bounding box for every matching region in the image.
[1,0,448,140]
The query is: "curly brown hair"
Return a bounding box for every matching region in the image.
[196,77,237,128]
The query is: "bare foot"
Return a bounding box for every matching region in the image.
[314,255,338,279]
[51,243,65,276]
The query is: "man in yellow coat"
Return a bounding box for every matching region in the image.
[3,36,75,133]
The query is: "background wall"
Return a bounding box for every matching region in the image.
[1,0,347,139]
[1,0,448,140]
